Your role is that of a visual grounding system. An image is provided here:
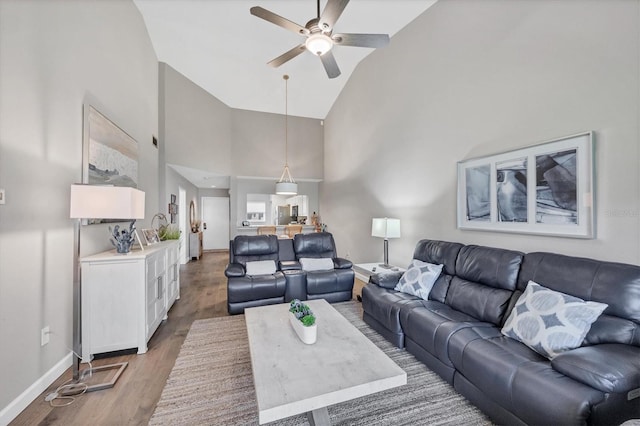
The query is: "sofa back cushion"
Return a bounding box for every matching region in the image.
[293,232,337,259]
[412,240,463,303]
[230,235,279,266]
[518,252,640,346]
[446,245,524,325]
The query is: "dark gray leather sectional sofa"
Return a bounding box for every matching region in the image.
[225,232,354,314]
[362,239,640,425]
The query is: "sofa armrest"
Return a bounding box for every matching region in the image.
[224,263,245,278]
[370,270,404,289]
[551,344,640,393]
[279,260,301,271]
[333,258,353,269]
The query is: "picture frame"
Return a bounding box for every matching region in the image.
[457,132,595,238]
[82,104,139,224]
[142,228,160,245]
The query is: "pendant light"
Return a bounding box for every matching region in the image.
[276,74,298,195]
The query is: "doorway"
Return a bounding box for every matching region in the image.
[179,187,187,264]
[201,196,230,250]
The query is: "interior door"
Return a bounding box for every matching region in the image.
[201,196,229,250]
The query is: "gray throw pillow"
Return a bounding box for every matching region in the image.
[245,260,276,276]
[394,259,443,300]
[501,281,608,359]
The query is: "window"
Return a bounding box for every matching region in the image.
[247,201,266,223]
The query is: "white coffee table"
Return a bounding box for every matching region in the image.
[245,299,407,425]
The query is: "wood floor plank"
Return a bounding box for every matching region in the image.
[10,251,230,426]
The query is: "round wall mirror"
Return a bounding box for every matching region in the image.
[189,200,197,232]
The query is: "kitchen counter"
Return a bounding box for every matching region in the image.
[235,225,316,238]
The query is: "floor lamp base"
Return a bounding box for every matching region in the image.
[60,362,128,396]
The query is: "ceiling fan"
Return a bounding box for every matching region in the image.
[250,0,390,79]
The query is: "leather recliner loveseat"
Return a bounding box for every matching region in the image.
[225,233,354,314]
[362,239,640,425]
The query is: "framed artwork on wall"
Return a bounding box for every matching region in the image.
[82,104,139,224]
[457,131,595,238]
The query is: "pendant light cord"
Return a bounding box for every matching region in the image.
[284,74,289,167]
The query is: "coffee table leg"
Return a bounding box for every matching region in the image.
[307,407,331,426]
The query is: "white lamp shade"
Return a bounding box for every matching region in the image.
[275,181,298,195]
[70,185,145,219]
[371,218,401,239]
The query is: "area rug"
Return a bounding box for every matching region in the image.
[150,301,492,425]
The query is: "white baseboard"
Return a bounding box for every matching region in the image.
[0,353,72,426]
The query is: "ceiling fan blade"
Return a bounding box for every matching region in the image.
[332,33,390,48]
[267,44,307,68]
[319,0,349,32]
[250,6,309,36]
[320,51,341,79]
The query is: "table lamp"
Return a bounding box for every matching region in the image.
[68,184,145,393]
[371,218,401,268]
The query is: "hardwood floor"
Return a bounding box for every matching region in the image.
[11,251,230,426]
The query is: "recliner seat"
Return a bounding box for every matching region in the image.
[225,232,354,314]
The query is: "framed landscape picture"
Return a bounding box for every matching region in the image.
[82,104,139,224]
[457,132,595,238]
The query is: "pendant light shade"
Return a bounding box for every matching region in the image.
[276,74,297,195]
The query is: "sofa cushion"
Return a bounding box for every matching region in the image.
[245,260,276,275]
[400,301,494,367]
[501,281,608,359]
[518,252,640,346]
[451,333,604,425]
[551,344,640,393]
[456,245,523,291]
[293,232,337,258]
[300,257,334,271]
[394,259,443,300]
[446,277,513,326]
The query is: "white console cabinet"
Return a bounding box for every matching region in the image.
[80,240,180,361]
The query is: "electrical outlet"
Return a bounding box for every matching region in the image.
[41,326,50,346]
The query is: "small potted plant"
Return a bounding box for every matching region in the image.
[288,299,317,344]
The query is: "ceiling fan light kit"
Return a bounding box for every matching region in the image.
[250,0,389,78]
[305,33,333,56]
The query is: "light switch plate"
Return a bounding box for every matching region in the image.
[0,189,5,205]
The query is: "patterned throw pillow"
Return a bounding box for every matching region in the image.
[501,281,608,359]
[394,259,443,300]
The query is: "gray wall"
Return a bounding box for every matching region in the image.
[0,0,158,415]
[161,62,232,176]
[231,109,324,179]
[160,67,325,236]
[323,0,640,266]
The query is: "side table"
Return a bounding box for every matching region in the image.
[353,263,405,301]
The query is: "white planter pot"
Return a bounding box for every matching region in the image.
[289,312,317,344]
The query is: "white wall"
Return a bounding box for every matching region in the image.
[323,0,640,266]
[0,0,158,417]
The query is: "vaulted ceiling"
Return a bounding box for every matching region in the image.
[134,0,437,120]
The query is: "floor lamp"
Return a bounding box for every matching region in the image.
[68,184,145,393]
[371,218,401,269]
